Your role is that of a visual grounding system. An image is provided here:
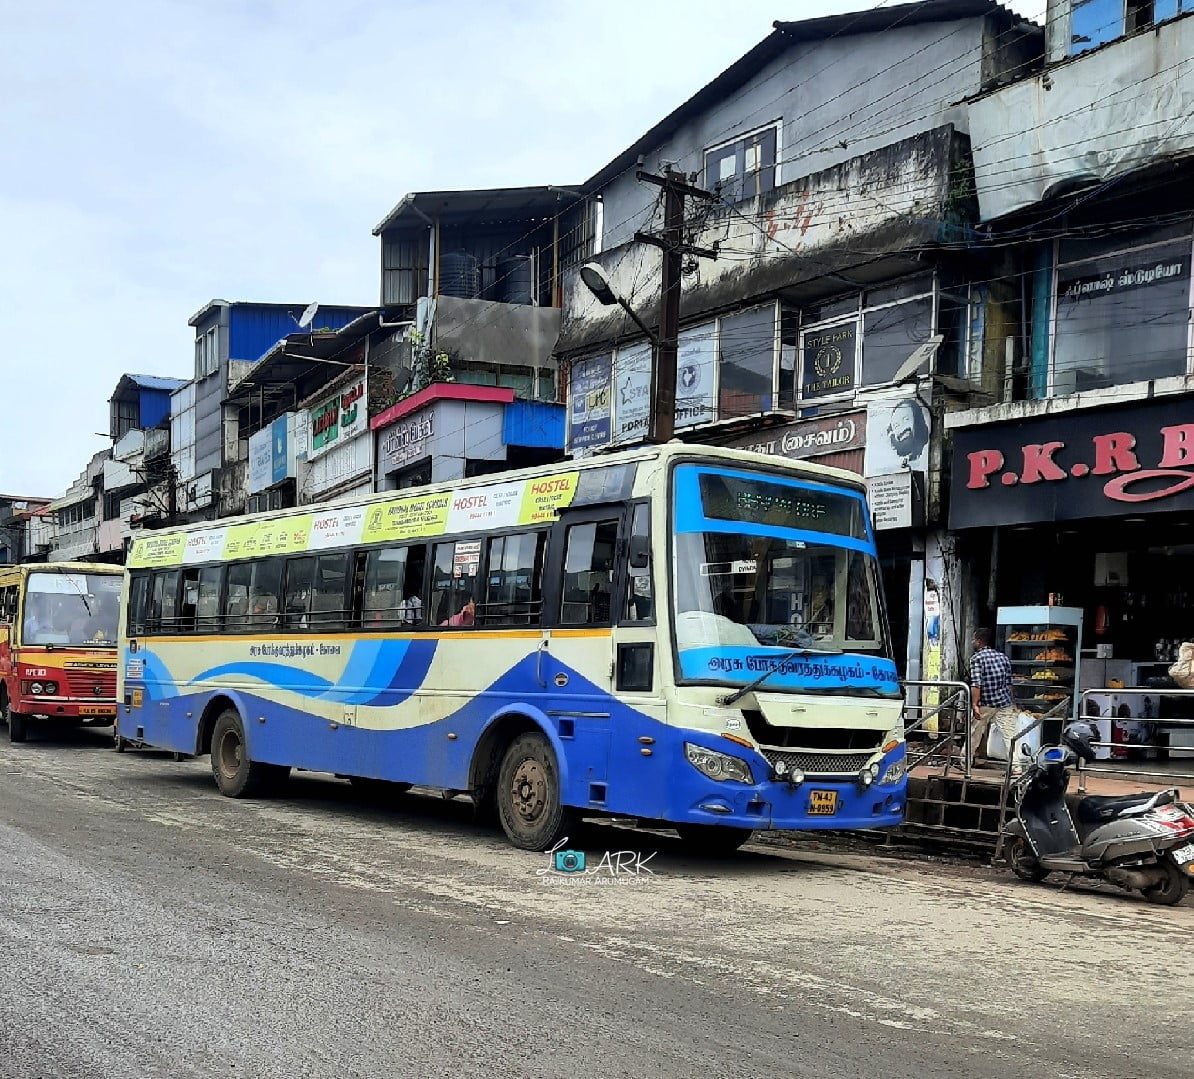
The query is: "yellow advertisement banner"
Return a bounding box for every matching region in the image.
[519,471,579,524]
[223,515,313,560]
[361,491,452,544]
[128,533,187,569]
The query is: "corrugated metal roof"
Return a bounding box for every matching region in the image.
[584,1,1034,191]
[125,374,188,392]
[372,185,584,236]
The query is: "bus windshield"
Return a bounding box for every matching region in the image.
[24,571,122,646]
[672,466,898,698]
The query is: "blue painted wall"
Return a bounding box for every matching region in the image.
[503,400,565,449]
[228,305,372,364]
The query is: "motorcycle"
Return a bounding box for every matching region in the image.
[1003,721,1194,905]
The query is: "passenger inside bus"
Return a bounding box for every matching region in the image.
[440,597,475,627]
[249,590,278,628]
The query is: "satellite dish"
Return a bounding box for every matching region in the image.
[298,302,320,329]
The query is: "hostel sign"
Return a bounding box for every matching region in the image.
[950,399,1194,528]
[309,377,367,459]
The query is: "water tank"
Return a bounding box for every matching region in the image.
[438,250,479,299]
[497,255,534,305]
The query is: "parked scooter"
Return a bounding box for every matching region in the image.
[1003,721,1194,905]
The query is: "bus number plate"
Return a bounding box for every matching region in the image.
[809,790,838,816]
[80,706,116,717]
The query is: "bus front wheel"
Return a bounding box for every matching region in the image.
[6,696,29,743]
[210,709,273,798]
[497,732,576,851]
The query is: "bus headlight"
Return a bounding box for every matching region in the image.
[880,758,907,785]
[685,742,754,785]
[42,681,58,696]
[30,682,44,695]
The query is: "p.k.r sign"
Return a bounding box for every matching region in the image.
[949,398,1194,528]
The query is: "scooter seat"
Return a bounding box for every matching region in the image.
[1075,789,1176,825]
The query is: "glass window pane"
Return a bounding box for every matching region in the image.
[484,532,544,625]
[431,542,477,627]
[311,553,349,630]
[248,560,283,629]
[718,305,776,418]
[197,566,223,631]
[1053,241,1190,394]
[560,520,618,626]
[283,557,315,629]
[1070,0,1124,55]
[624,504,654,623]
[364,547,425,627]
[861,297,933,386]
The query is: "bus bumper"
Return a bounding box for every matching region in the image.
[663,742,907,832]
[16,698,118,723]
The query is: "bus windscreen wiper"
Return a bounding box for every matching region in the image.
[718,643,843,707]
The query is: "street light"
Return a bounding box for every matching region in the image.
[579,262,658,346]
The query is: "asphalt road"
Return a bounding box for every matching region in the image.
[1,726,1191,1079]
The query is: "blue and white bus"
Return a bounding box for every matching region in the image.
[117,443,906,851]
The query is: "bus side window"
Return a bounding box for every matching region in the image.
[623,503,653,623]
[363,546,425,628]
[311,553,350,631]
[196,566,224,632]
[248,559,284,629]
[560,520,618,626]
[180,568,201,632]
[225,563,252,629]
[484,531,545,626]
[431,542,476,628]
[283,557,316,630]
[128,573,149,635]
[0,586,15,624]
[151,570,180,634]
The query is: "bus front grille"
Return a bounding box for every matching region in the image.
[760,748,875,777]
[66,672,116,698]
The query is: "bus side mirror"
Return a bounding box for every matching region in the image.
[628,535,650,569]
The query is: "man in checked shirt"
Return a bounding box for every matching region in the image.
[969,626,1020,773]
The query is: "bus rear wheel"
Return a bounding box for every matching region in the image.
[210,709,275,798]
[497,732,576,851]
[676,824,753,855]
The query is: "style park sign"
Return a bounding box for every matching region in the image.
[949,399,1194,528]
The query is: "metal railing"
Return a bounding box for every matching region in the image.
[1075,688,1194,794]
[902,680,974,779]
[991,695,1074,863]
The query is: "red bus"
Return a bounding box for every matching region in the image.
[0,562,122,742]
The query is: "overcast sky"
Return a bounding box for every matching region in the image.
[1,0,1043,498]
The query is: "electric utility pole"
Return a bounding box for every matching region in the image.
[633,167,717,444]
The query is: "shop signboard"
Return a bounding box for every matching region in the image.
[864,392,930,478]
[612,342,652,445]
[801,323,857,401]
[378,409,435,473]
[308,376,367,460]
[950,398,1194,528]
[867,471,922,530]
[567,353,612,454]
[270,413,292,487]
[675,327,717,429]
[247,426,273,495]
[723,410,866,464]
[251,413,296,494]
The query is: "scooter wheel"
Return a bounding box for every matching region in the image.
[1009,838,1049,883]
[1142,860,1190,906]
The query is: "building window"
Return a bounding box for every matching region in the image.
[57,499,95,528]
[1049,224,1191,396]
[114,397,139,440]
[195,326,219,379]
[102,491,122,521]
[704,123,779,202]
[718,305,777,418]
[796,278,936,408]
[1071,1,1189,56]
